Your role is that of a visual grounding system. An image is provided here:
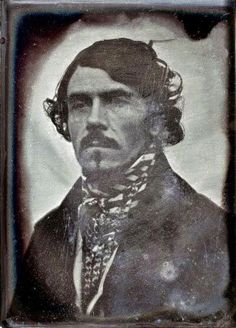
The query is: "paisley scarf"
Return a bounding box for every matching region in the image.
[78,151,156,311]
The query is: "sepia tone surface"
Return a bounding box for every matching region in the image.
[1,2,235,327]
[25,15,228,226]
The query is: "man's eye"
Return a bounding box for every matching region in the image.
[75,101,87,108]
[69,97,91,110]
[110,97,130,107]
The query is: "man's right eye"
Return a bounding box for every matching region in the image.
[68,96,91,111]
[73,100,87,109]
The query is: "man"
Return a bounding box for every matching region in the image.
[9,38,230,323]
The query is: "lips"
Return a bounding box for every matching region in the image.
[80,133,119,151]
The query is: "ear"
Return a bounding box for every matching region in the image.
[147,108,167,150]
[149,116,162,136]
[145,100,165,147]
[148,110,165,138]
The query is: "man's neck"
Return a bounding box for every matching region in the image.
[82,150,158,196]
[83,167,127,196]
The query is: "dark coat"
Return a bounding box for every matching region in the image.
[8,154,230,323]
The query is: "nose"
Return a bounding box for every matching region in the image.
[87,96,107,131]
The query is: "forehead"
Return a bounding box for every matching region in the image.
[67,66,134,96]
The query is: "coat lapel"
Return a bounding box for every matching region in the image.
[42,178,83,309]
[55,154,194,313]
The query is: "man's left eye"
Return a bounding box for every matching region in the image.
[110,97,130,106]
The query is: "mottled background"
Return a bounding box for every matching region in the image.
[21,14,229,229]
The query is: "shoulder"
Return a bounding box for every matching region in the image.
[24,181,82,268]
[170,173,230,277]
[151,167,230,263]
[151,163,228,229]
[170,173,229,245]
[178,175,228,234]
[159,173,231,313]
[34,206,63,234]
[33,177,83,236]
[165,169,228,223]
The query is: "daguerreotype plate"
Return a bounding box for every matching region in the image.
[1,0,235,327]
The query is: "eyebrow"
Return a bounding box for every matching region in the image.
[67,89,134,100]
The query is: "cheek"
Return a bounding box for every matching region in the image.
[68,115,86,142]
[121,115,147,145]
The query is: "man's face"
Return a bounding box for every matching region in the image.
[67,66,150,175]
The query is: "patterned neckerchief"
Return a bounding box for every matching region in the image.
[78,151,156,312]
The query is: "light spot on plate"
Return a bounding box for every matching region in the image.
[160,261,179,282]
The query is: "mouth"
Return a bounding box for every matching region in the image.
[81,134,119,151]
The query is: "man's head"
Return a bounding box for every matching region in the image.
[44,38,184,176]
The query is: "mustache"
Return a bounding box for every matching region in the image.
[80,132,120,151]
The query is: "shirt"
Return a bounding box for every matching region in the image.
[73,152,156,315]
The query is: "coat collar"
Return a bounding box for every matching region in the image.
[50,151,198,312]
[59,151,193,238]
[61,151,170,209]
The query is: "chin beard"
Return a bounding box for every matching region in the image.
[81,158,136,184]
[80,150,102,176]
[81,146,153,181]
[82,164,123,182]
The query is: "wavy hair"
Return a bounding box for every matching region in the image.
[43,38,184,146]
